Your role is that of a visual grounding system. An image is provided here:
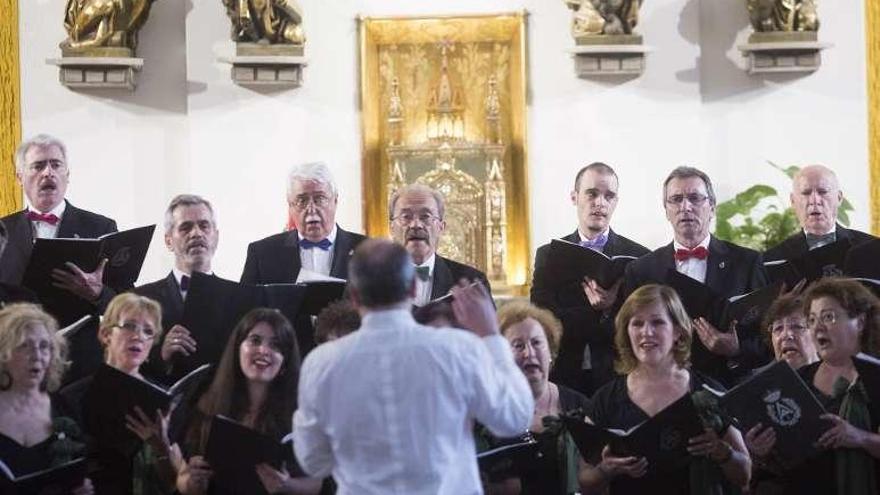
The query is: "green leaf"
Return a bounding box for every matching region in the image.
[768,160,801,179]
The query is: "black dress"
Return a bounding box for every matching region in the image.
[780,362,880,495]
[586,372,723,495]
[0,401,87,478]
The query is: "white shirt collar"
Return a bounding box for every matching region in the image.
[27,200,66,218]
[172,267,212,288]
[361,307,416,329]
[673,233,711,252]
[578,228,610,244]
[802,225,836,237]
[298,225,338,244]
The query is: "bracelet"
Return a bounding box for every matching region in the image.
[712,443,734,465]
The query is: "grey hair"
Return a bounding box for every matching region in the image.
[286,162,338,198]
[388,183,446,220]
[662,166,717,206]
[15,134,68,173]
[164,194,217,233]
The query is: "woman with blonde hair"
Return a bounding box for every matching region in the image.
[580,284,750,494]
[0,303,93,493]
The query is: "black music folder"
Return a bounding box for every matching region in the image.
[853,353,880,421]
[21,224,155,324]
[718,282,783,331]
[298,280,347,316]
[564,394,703,474]
[764,238,852,286]
[477,433,540,477]
[205,415,294,493]
[0,457,88,495]
[178,273,308,377]
[545,239,638,289]
[706,360,827,470]
[85,363,211,455]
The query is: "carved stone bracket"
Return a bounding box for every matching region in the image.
[738,33,832,75]
[219,53,306,88]
[46,57,143,90]
[571,37,651,77]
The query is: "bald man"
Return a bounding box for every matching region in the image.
[764,165,875,262]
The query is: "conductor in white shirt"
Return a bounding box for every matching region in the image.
[292,239,533,495]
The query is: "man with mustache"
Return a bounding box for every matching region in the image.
[623,166,770,385]
[388,183,491,306]
[765,164,875,264]
[531,162,649,396]
[134,194,218,382]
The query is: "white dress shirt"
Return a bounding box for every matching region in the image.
[297,226,338,281]
[293,309,533,495]
[674,234,711,284]
[28,201,66,239]
[413,254,436,306]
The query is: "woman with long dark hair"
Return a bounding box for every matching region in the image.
[175,308,321,495]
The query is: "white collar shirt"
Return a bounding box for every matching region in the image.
[297,225,338,281]
[413,253,436,306]
[293,308,533,495]
[172,268,213,301]
[673,234,711,284]
[27,201,67,239]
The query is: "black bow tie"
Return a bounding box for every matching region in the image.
[415,266,431,281]
[180,275,190,291]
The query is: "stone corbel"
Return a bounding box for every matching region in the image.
[219,44,306,88]
[738,32,832,75]
[47,55,143,90]
[571,35,651,77]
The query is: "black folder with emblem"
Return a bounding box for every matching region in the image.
[764,238,852,287]
[852,353,880,422]
[544,238,638,290]
[706,360,827,470]
[563,394,704,474]
[477,433,541,478]
[21,224,155,324]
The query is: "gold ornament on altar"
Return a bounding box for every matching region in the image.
[747,0,819,33]
[564,0,643,37]
[359,13,531,294]
[222,0,306,47]
[61,0,158,56]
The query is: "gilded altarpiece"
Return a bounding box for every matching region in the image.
[868,0,880,234]
[0,0,22,215]
[359,13,530,294]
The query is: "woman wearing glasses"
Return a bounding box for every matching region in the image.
[781,278,880,495]
[59,293,178,494]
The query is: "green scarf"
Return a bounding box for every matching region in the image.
[689,390,742,495]
[832,376,877,495]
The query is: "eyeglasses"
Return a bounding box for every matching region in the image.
[113,322,156,338]
[665,193,710,206]
[27,159,67,174]
[289,194,332,210]
[806,311,838,329]
[392,211,441,225]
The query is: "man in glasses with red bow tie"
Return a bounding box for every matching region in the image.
[623,166,770,385]
[0,134,118,306]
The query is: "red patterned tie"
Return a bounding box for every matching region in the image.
[674,246,708,262]
[26,210,60,226]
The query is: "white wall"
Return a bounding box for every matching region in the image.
[18,0,869,284]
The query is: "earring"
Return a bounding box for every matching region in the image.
[0,370,12,390]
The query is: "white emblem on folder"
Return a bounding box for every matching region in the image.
[764,389,801,427]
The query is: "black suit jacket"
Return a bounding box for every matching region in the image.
[764,225,876,262]
[134,272,184,333]
[0,201,118,285]
[845,237,880,279]
[430,255,492,300]
[240,226,367,284]
[623,236,770,385]
[532,229,650,395]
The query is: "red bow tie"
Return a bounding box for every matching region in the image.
[26,210,60,226]
[674,246,708,261]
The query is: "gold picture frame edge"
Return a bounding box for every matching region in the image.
[357,12,531,294]
[867,0,880,235]
[0,0,22,216]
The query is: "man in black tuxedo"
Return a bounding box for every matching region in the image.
[0,134,118,382]
[241,163,366,356]
[765,165,875,263]
[389,184,490,305]
[241,162,366,285]
[134,194,219,382]
[0,219,36,305]
[531,162,649,396]
[624,166,769,385]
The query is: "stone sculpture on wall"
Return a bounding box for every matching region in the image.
[565,0,643,37]
[747,0,819,33]
[223,0,305,47]
[61,0,158,55]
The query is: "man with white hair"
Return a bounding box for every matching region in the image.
[0,134,118,311]
[765,164,875,262]
[241,162,366,284]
